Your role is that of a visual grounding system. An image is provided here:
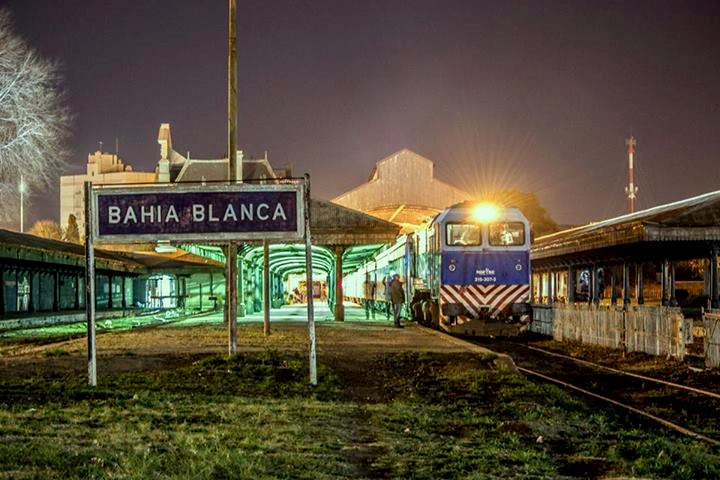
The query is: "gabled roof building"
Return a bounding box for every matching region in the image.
[332,149,471,231]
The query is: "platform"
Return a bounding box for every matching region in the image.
[0,311,514,376]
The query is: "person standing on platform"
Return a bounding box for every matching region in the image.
[383,275,393,319]
[362,274,376,320]
[390,273,405,328]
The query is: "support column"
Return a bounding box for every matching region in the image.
[623,262,631,307]
[591,266,599,305]
[636,263,644,305]
[28,270,35,313]
[704,259,711,296]
[567,266,576,304]
[121,276,127,309]
[530,273,535,303]
[74,272,81,310]
[53,271,60,312]
[0,265,4,316]
[538,272,544,304]
[548,271,555,305]
[108,275,113,309]
[669,262,677,307]
[610,268,617,305]
[711,245,719,309]
[209,272,214,310]
[238,260,244,316]
[334,245,345,321]
[661,260,669,306]
[227,243,238,354]
[263,240,270,336]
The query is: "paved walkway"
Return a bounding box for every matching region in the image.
[171,301,390,327]
[0,305,514,377]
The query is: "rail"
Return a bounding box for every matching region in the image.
[518,366,720,446]
[518,342,720,400]
[427,326,720,447]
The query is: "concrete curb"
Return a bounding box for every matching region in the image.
[413,324,518,373]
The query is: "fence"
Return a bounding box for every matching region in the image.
[625,306,688,358]
[532,304,690,360]
[704,312,720,369]
[553,304,624,349]
[529,305,554,336]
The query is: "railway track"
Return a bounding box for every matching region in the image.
[466,336,720,446]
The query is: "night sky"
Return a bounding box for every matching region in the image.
[6,0,720,227]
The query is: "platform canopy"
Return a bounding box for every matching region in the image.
[308,199,399,246]
[0,229,140,273]
[180,199,398,277]
[532,190,720,267]
[232,243,386,278]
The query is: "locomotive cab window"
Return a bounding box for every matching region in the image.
[488,222,525,246]
[446,223,482,246]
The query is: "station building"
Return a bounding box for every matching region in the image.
[333,149,471,232]
[59,151,156,236]
[0,228,223,329]
[529,191,720,367]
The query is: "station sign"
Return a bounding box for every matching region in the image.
[91,183,304,243]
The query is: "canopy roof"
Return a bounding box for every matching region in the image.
[309,199,399,245]
[0,229,222,275]
[186,243,387,278]
[532,190,720,266]
[0,229,139,273]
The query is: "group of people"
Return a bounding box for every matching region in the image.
[362,273,405,328]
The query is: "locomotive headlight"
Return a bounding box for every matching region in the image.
[472,203,499,223]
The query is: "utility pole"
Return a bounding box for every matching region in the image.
[19,175,26,233]
[226,0,239,354]
[625,136,638,213]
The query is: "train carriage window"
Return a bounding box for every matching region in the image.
[446,223,482,246]
[488,222,525,246]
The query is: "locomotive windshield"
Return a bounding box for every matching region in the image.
[488,222,525,246]
[446,223,481,246]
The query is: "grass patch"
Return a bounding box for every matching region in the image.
[0,350,718,479]
[43,348,70,357]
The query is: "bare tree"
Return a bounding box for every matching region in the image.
[0,8,70,222]
[64,213,80,242]
[29,219,63,240]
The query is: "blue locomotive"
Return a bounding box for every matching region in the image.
[344,202,532,336]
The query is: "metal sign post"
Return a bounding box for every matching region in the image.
[304,174,317,385]
[84,181,97,386]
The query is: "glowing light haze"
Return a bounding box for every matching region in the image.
[7,0,720,227]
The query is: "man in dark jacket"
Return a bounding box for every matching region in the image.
[390,273,405,328]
